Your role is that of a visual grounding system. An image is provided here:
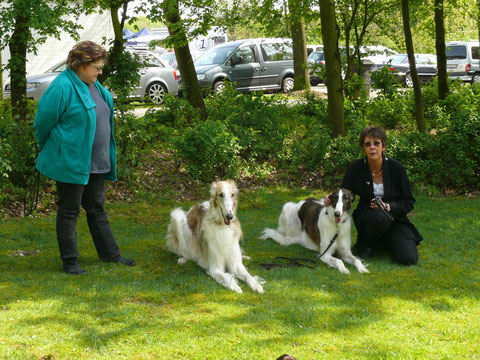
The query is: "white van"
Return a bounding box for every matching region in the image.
[446,41,480,84]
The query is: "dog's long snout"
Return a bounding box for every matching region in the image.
[226,212,234,221]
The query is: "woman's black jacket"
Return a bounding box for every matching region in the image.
[341,156,423,244]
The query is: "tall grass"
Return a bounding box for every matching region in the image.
[1,188,479,359]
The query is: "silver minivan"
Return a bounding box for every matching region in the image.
[193,38,295,94]
[446,41,480,84]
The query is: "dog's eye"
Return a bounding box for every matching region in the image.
[219,193,224,198]
[231,193,234,198]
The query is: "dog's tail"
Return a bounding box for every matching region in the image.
[260,228,299,246]
[166,208,192,257]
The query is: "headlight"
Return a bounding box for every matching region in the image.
[26,82,40,89]
[197,74,206,80]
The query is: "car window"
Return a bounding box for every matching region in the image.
[472,47,480,60]
[144,55,164,68]
[234,46,256,64]
[308,52,324,62]
[47,62,67,73]
[195,46,236,66]
[388,54,408,64]
[260,43,293,61]
[446,45,467,60]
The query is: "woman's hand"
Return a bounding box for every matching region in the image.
[324,194,332,207]
[370,198,391,212]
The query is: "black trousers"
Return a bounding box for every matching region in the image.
[56,174,120,261]
[355,209,418,265]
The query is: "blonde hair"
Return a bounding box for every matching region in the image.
[66,41,107,71]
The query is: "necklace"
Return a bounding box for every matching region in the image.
[371,168,383,176]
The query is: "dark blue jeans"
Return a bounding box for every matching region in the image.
[56,174,120,261]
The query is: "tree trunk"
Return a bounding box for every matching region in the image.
[319,0,345,137]
[288,0,310,91]
[401,0,425,132]
[161,0,206,114]
[97,3,124,84]
[435,0,449,100]
[9,11,30,120]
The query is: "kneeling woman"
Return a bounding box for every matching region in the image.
[340,126,422,265]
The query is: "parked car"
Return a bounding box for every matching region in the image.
[371,54,437,87]
[3,52,179,104]
[446,41,480,84]
[307,51,325,85]
[191,38,295,94]
[306,44,323,56]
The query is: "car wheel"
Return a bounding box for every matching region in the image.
[472,73,480,84]
[405,73,413,87]
[213,80,226,93]
[282,76,294,93]
[145,82,167,104]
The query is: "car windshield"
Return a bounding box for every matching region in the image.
[46,61,67,73]
[446,45,467,60]
[308,52,324,61]
[195,46,236,66]
[387,55,408,64]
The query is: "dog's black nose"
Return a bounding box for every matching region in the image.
[226,213,233,220]
[334,211,341,217]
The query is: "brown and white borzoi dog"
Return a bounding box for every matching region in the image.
[260,189,368,274]
[166,180,265,293]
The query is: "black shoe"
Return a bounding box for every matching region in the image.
[354,246,373,259]
[103,255,136,266]
[63,259,87,275]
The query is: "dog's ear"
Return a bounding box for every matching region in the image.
[226,179,239,195]
[209,181,217,198]
[342,188,355,203]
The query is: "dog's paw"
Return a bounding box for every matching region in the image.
[253,275,266,285]
[231,284,243,294]
[242,254,251,261]
[357,265,369,274]
[339,267,350,274]
[178,257,187,265]
[252,283,264,294]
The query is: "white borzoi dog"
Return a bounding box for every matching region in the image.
[260,189,368,274]
[166,180,265,293]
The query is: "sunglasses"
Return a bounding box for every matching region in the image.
[363,141,383,147]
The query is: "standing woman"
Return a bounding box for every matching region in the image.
[340,126,423,265]
[34,41,135,274]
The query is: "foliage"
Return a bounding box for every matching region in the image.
[173,119,242,181]
[0,99,44,216]
[370,64,400,98]
[103,50,143,112]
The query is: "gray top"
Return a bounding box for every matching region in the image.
[88,83,111,174]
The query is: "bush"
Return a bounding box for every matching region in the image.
[0,99,43,216]
[173,119,242,181]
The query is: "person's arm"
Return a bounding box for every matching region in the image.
[33,84,67,150]
[387,163,415,217]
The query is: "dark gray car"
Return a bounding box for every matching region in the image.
[192,38,295,94]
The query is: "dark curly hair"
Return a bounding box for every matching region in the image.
[359,126,387,147]
[66,41,107,71]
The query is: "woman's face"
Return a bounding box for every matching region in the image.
[76,59,104,85]
[363,136,385,162]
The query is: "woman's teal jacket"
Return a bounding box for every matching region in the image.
[34,68,117,185]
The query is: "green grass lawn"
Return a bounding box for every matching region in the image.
[1,187,479,360]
